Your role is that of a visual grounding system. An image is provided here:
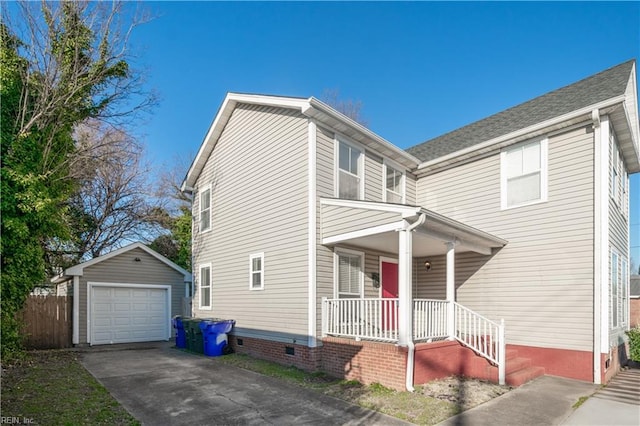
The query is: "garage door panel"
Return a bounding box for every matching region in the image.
[90,284,169,345]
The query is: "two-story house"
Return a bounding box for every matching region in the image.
[182,60,639,391]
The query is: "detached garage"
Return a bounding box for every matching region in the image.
[54,243,192,346]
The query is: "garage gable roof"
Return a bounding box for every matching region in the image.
[60,243,192,281]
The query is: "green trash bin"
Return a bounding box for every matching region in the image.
[182,318,194,352]
[186,318,204,354]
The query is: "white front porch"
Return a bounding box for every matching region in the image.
[320,198,508,384]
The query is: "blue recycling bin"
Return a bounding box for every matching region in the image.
[199,319,236,356]
[172,315,187,349]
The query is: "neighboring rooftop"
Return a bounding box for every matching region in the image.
[407,60,635,162]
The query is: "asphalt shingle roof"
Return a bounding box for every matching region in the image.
[407,60,635,162]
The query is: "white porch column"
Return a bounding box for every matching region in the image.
[446,241,456,339]
[398,225,413,346]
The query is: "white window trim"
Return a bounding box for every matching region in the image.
[199,184,212,233]
[500,138,548,210]
[382,160,406,204]
[198,263,212,310]
[334,135,365,200]
[333,247,365,298]
[249,252,264,291]
[621,258,628,327]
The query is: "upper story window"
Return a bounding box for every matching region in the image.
[199,264,211,310]
[337,139,363,200]
[249,253,264,291]
[335,249,363,298]
[200,185,211,232]
[385,165,404,204]
[501,138,548,210]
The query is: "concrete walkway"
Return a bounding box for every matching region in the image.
[79,342,409,426]
[439,368,640,426]
[437,375,598,426]
[562,368,640,426]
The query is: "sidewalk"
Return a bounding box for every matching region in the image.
[438,368,639,426]
[562,368,640,426]
[437,375,598,426]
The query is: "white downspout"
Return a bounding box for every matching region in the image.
[404,213,426,392]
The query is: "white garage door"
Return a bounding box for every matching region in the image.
[90,284,170,345]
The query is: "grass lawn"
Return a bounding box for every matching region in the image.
[1,350,139,426]
[217,353,471,425]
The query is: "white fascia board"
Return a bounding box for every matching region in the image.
[304,97,421,168]
[621,101,640,172]
[416,96,627,175]
[320,197,421,217]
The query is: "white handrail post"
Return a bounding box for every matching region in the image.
[498,318,506,385]
[321,297,327,337]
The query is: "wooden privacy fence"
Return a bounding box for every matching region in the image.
[18,295,72,349]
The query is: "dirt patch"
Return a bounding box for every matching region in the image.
[418,376,512,411]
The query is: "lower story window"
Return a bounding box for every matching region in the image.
[199,264,211,309]
[336,250,363,298]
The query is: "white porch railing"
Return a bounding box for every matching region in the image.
[322,297,398,342]
[322,298,506,385]
[413,299,449,341]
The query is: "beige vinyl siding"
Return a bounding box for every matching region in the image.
[365,151,383,201]
[417,126,595,351]
[322,204,400,239]
[191,104,309,341]
[406,172,417,205]
[608,130,630,345]
[78,248,186,344]
[316,125,336,334]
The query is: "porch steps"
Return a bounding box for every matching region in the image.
[471,347,545,386]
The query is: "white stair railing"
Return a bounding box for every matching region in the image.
[322,297,398,342]
[453,301,505,385]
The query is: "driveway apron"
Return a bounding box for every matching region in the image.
[79,343,410,426]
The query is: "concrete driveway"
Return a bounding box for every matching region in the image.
[79,342,410,426]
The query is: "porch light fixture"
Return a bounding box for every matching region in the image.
[424,261,432,271]
[134,257,141,262]
[371,272,380,288]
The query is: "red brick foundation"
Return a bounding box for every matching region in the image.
[321,337,408,391]
[507,344,593,382]
[413,340,482,383]
[228,335,321,372]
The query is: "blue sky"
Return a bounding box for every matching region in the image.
[128,1,639,268]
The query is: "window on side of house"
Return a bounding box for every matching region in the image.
[337,139,362,200]
[611,251,619,328]
[199,264,211,309]
[200,186,211,232]
[621,258,628,327]
[501,139,548,209]
[336,250,363,298]
[249,253,264,290]
[385,165,404,204]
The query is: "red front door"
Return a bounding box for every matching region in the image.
[381,261,398,330]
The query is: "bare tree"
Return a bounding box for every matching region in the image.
[321,88,368,127]
[48,120,161,264]
[4,1,156,174]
